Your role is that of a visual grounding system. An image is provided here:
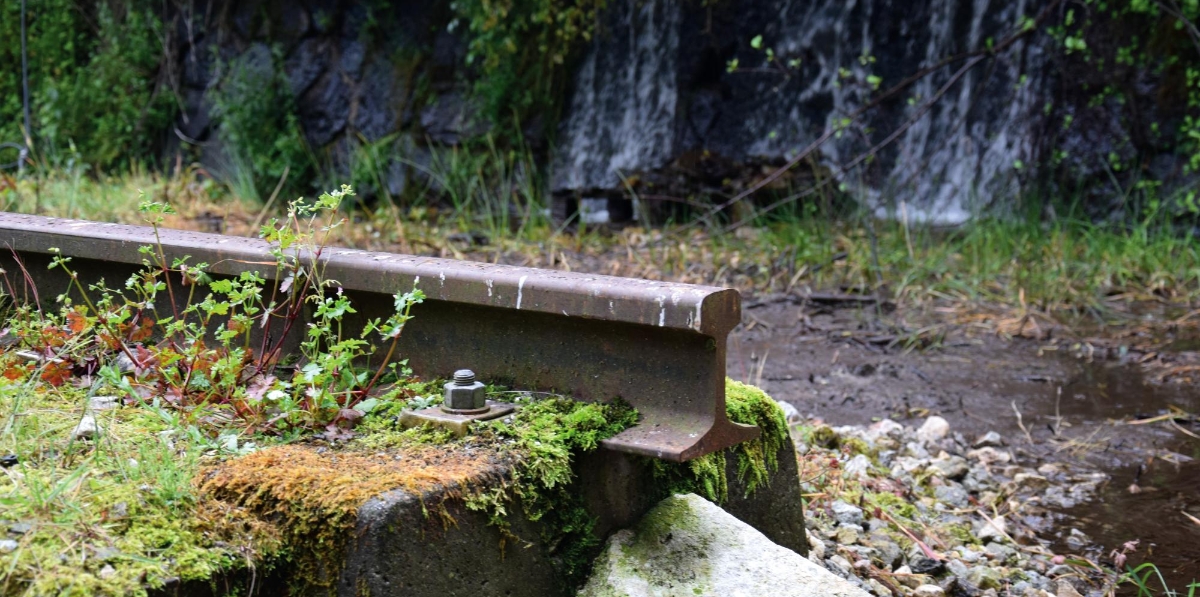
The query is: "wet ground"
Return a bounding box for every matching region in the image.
[728,299,1200,589]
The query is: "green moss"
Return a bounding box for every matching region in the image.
[864,491,918,520]
[651,379,790,504]
[0,378,272,597]
[464,396,639,586]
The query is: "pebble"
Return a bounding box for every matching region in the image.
[973,431,1005,448]
[99,564,116,579]
[88,395,120,411]
[966,447,1012,465]
[977,515,1008,543]
[916,416,950,442]
[775,400,801,424]
[934,484,970,509]
[1012,473,1050,492]
[72,415,98,440]
[843,454,873,479]
[1064,528,1091,549]
[0,539,16,553]
[787,412,1111,597]
[913,585,945,597]
[836,524,862,545]
[831,500,864,526]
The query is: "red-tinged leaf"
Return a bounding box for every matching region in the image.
[2,362,31,381]
[129,316,154,343]
[337,408,364,424]
[40,360,73,387]
[66,310,89,335]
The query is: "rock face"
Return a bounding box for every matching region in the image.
[165,0,1191,219]
[578,493,868,597]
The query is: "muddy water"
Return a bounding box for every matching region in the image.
[1040,362,1200,590]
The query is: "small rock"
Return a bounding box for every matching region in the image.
[1064,528,1091,549]
[958,547,982,563]
[977,515,1008,543]
[917,416,950,442]
[115,352,135,373]
[984,542,1017,564]
[806,531,827,560]
[831,501,865,526]
[0,454,16,468]
[966,447,1011,465]
[913,585,945,597]
[866,419,904,441]
[88,395,119,411]
[946,559,971,579]
[72,415,98,440]
[843,454,872,479]
[910,557,945,575]
[776,400,802,424]
[7,522,31,534]
[99,564,116,579]
[931,455,970,480]
[836,524,862,545]
[0,539,16,553]
[1056,580,1084,597]
[1012,473,1050,492]
[894,566,923,589]
[829,554,854,576]
[973,431,1005,448]
[967,566,1002,590]
[866,578,890,596]
[934,484,970,509]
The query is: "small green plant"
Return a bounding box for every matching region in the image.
[4,185,424,437]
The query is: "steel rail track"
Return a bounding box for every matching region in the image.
[0,212,758,461]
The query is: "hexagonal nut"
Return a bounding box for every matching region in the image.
[444,381,486,410]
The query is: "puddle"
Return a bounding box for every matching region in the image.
[1023,361,1200,590]
[1053,458,1200,592]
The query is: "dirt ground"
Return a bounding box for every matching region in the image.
[726,297,1200,586]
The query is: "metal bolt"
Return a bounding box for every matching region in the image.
[443,369,487,412]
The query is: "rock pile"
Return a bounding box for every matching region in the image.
[793,414,1111,597]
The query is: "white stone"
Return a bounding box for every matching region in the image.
[88,395,119,411]
[578,493,870,597]
[806,530,827,560]
[913,585,945,597]
[72,415,98,440]
[916,416,950,443]
[831,500,865,526]
[966,447,1012,465]
[842,454,873,479]
[775,400,802,424]
[865,419,904,442]
[977,515,1008,543]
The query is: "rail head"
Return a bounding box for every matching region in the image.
[0,212,756,461]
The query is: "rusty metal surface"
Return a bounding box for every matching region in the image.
[399,401,518,437]
[0,212,757,461]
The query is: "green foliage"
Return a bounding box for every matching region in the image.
[210,46,312,200]
[465,395,638,585]
[0,0,175,170]
[450,0,606,126]
[8,185,423,436]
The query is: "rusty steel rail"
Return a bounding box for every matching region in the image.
[0,212,757,461]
